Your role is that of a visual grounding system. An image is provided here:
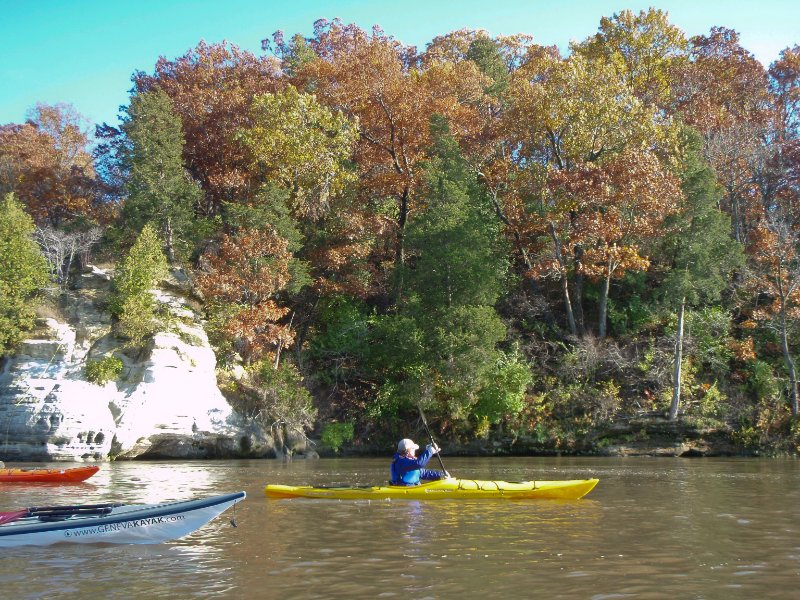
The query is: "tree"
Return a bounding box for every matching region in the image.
[504,47,678,335]
[109,223,169,346]
[402,117,507,310]
[237,85,374,298]
[770,45,800,142]
[0,104,97,227]
[263,31,318,77]
[121,89,202,262]
[133,41,280,216]
[750,210,800,417]
[196,227,295,364]
[576,8,688,108]
[464,34,512,98]
[675,28,771,244]
[293,20,488,282]
[238,86,357,219]
[368,118,530,428]
[660,130,744,420]
[0,193,51,355]
[676,27,770,132]
[572,149,682,338]
[34,226,102,287]
[764,46,800,227]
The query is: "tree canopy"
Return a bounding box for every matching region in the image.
[4,12,800,450]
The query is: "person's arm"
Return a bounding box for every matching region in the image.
[419,468,446,480]
[415,444,435,467]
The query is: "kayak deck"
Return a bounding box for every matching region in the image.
[265,477,599,500]
[0,491,246,546]
[0,466,99,483]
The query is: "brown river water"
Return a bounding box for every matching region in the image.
[0,456,799,599]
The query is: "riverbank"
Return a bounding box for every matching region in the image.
[321,415,797,459]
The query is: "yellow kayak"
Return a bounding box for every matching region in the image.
[264,477,599,500]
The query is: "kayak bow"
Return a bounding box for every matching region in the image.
[265,477,598,500]
[0,491,245,547]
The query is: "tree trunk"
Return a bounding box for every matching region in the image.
[164,217,175,264]
[394,186,410,301]
[598,256,613,339]
[780,310,799,417]
[668,297,686,421]
[396,186,409,268]
[730,190,743,244]
[549,223,576,335]
[561,276,577,336]
[273,312,295,371]
[573,245,585,335]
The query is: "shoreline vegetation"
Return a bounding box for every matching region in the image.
[2,10,800,460]
[316,416,756,459]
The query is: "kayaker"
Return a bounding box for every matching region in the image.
[390,438,446,485]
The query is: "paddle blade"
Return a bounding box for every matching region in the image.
[0,510,29,525]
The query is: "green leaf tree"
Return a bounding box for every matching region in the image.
[109,223,169,346]
[0,193,51,355]
[238,85,357,219]
[575,7,688,107]
[466,35,511,98]
[121,89,202,262]
[660,129,745,420]
[403,118,507,311]
[370,117,530,428]
[266,31,318,77]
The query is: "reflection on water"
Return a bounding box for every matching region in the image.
[1,457,799,599]
[3,543,237,599]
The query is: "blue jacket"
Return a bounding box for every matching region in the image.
[390,444,444,485]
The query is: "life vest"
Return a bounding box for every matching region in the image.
[398,465,421,485]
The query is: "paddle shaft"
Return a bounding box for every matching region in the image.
[418,406,448,476]
[0,503,121,525]
[28,502,118,512]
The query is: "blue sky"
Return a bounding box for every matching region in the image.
[1,0,798,128]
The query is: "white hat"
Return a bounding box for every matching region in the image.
[397,438,419,453]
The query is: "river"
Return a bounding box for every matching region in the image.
[1,457,798,599]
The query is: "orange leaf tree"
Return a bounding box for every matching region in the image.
[133,41,281,216]
[577,150,681,337]
[675,27,772,245]
[196,227,294,364]
[292,20,488,288]
[750,212,800,417]
[0,104,97,227]
[504,45,679,335]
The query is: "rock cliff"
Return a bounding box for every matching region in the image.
[0,266,273,462]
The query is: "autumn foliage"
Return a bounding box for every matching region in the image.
[196,227,294,363]
[5,8,800,445]
[0,104,98,227]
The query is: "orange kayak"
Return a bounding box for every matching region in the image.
[0,466,99,483]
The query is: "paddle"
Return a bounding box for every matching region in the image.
[417,405,450,478]
[0,502,120,525]
[0,510,28,525]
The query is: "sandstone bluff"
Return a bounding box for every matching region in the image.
[0,266,311,462]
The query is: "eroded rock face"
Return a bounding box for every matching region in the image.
[0,267,271,462]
